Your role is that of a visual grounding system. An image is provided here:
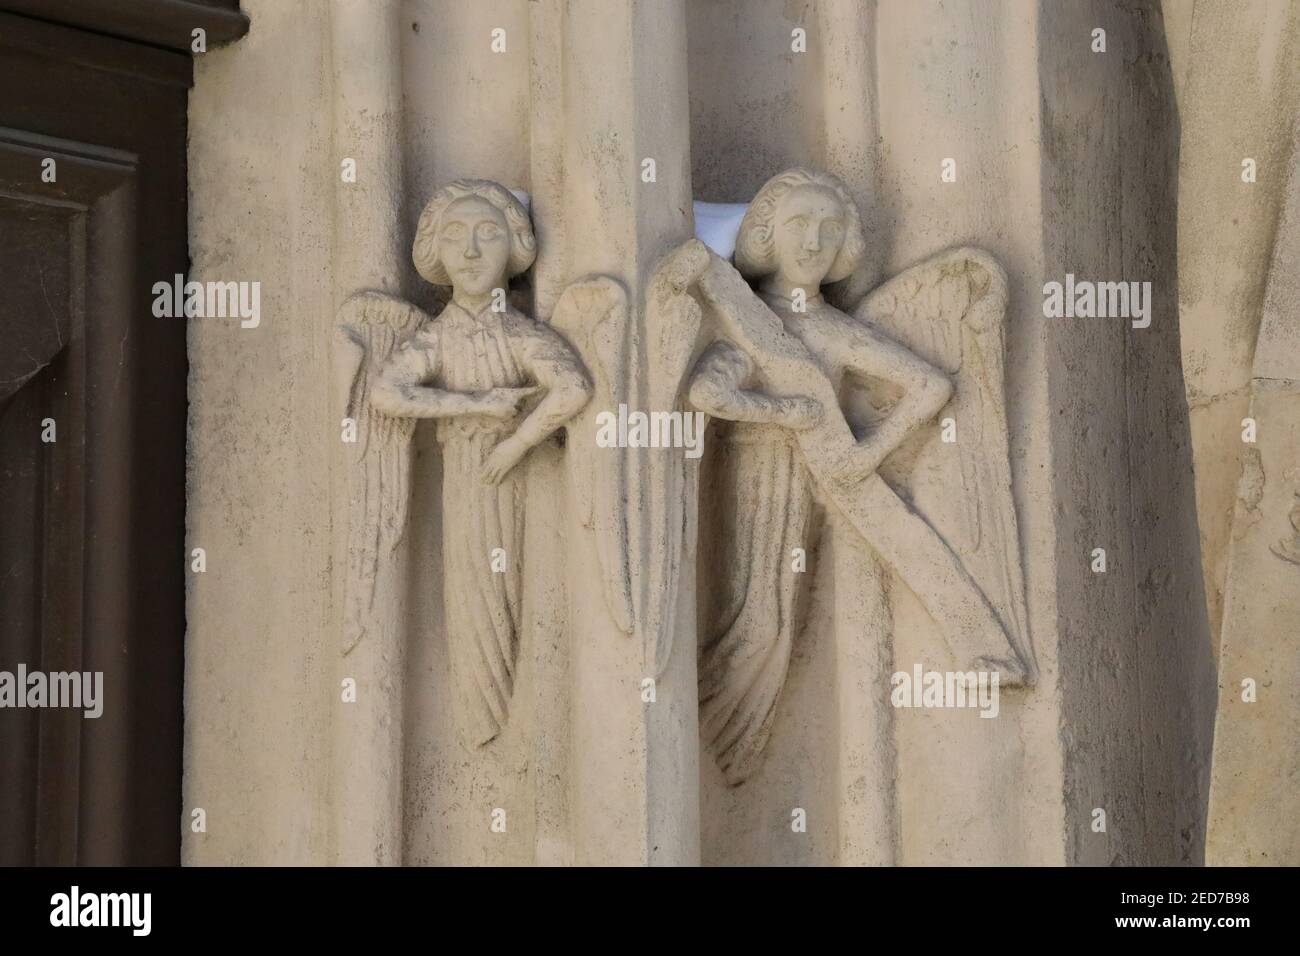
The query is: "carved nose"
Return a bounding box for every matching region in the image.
[802,228,821,253]
[464,235,482,259]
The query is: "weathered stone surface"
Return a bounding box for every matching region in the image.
[181,0,1285,867]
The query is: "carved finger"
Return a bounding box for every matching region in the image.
[480,456,505,485]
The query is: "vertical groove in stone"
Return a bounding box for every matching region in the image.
[329,0,407,865]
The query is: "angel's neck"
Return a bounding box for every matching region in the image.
[759,273,824,306]
[451,289,497,316]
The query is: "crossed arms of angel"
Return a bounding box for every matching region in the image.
[687,304,953,486]
[685,251,954,487]
[344,299,591,485]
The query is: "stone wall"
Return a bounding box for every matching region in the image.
[181,0,1287,866]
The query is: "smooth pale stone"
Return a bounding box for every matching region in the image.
[1205,389,1300,864]
[1207,121,1300,865]
[329,0,408,868]
[1167,0,1300,649]
[184,0,341,866]
[539,0,701,866]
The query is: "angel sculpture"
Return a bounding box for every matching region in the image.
[685,167,1036,785]
[338,179,591,748]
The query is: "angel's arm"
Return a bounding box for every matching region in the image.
[833,320,953,480]
[370,329,526,420]
[479,323,592,485]
[506,324,592,450]
[687,341,821,429]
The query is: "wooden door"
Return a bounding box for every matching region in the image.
[0,2,245,866]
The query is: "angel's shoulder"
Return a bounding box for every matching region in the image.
[397,320,440,352]
[498,305,539,333]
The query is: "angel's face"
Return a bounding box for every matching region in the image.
[439,196,511,297]
[771,185,845,289]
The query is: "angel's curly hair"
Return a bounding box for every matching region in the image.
[734,167,866,284]
[412,179,536,286]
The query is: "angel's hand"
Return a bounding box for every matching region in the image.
[477,386,541,420]
[651,238,711,297]
[481,434,528,485]
[776,396,823,431]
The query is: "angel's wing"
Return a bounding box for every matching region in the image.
[640,241,709,673]
[854,248,1035,681]
[551,277,635,636]
[335,291,430,654]
[550,246,709,674]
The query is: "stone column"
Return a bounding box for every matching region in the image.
[817,0,882,303]
[531,0,700,866]
[1035,0,1214,865]
[329,0,407,865]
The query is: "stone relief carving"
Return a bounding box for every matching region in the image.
[548,276,636,636]
[335,293,424,658]
[551,248,712,673]
[339,179,591,747]
[335,169,1035,780]
[680,168,1036,784]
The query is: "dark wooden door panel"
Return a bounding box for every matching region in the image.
[0,14,189,865]
[0,190,81,866]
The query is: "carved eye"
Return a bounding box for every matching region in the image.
[785,216,807,231]
[477,223,504,241]
[442,223,466,240]
[822,220,844,239]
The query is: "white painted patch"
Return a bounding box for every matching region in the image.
[693,201,749,259]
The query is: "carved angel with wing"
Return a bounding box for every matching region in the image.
[685,168,1035,785]
[337,179,591,748]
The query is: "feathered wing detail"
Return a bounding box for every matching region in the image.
[641,241,709,673]
[854,248,1036,681]
[550,277,635,634]
[335,291,430,656]
[696,253,1022,690]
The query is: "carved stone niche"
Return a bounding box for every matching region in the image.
[183,0,1216,868]
[335,168,1036,866]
